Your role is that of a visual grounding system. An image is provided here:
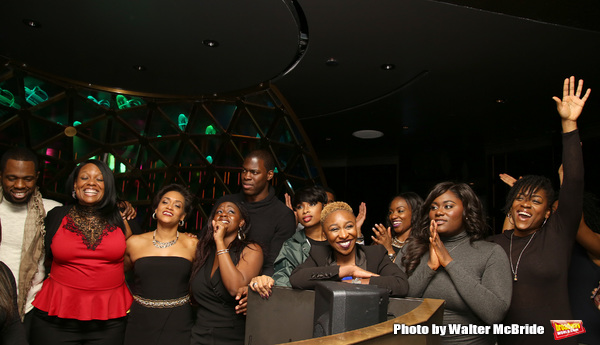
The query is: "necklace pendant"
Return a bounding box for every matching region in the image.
[513,274,517,281]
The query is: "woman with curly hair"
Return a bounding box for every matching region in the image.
[189,201,263,345]
[371,192,423,269]
[403,182,512,345]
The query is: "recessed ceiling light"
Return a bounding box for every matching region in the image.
[64,126,77,137]
[133,65,146,71]
[496,99,506,104]
[352,130,384,139]
[203,39,220,48]
[325,58,338,67]
[381,64,395,70]
[22,19,41,28]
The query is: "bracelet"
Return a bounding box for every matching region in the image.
[216,249,229,256]
[388,253,397,261]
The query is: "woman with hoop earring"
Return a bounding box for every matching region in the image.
[189,200,263,345]
[124,183,198,345]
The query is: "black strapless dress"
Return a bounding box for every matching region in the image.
[124,256,193,345]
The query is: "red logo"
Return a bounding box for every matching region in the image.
[550,320,586,340]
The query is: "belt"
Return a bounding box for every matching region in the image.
[133,294,190,308]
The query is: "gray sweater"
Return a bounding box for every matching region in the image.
[408,231,512,345]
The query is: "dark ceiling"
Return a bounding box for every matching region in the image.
[2,0,600,191]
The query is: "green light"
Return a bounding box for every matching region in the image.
[119,163,126,173]
[205,125,216,135]
[206,155,213,164]
[274,167,278,173]
[24,86,48,106]
[73,121,82,126]
[116,95,143,109]
[178,114,188,131]
[256,133,261,138]
[0,88,20,109]
[108,154,115,171]
[87,95,110,107]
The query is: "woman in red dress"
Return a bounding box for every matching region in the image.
[30,160,133,345]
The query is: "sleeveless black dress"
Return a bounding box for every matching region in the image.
[190,251,246,345]
[124,256,193,345]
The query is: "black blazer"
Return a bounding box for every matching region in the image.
[289,244,408,297]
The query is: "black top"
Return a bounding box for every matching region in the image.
[217,187,296,276]
[0,262,27,345]
[124,256,193,345]
[289,244,409,297]
[490,130,584,345]
[190,250,246,330]
[307,237,329,247]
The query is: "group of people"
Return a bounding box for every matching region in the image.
[0,75,595,345]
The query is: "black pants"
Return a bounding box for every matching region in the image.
[29,308,126,345]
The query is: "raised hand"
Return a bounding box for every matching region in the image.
[284,193,298,224]
[427,220,441,270]
[553,76,591,129]
[371,223,394,255]
[212,219,227,242]
[356,202,367,230]
[429,222,454,268]
[499,173,518,187]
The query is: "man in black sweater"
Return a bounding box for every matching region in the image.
[218,149,296,276]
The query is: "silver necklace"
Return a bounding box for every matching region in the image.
[392,236,406,248]
[509,232,536,281]
[153,230,179,248]
[447,241,465,253]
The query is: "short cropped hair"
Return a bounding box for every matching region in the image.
[503,175,555,214]
[246,149,275,172]
[320,201,355,224]
[1,147,39,172]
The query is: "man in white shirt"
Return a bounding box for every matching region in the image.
[0,147,61,335]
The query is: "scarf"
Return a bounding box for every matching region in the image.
[0,186,47,320]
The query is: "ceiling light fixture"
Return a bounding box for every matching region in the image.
[381,64,395,70]
[352,130,384,139]
[22,19,41,28]
[203,39,220,48]
[325,58,338,67]
[133,65,147,71]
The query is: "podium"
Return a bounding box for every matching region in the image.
[245,285,444,345]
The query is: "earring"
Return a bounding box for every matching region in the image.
[72,191,77,199]
[237,227,245,241]
[152,212,157,220]
[179,219,185,226]
[507,211,515,225]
